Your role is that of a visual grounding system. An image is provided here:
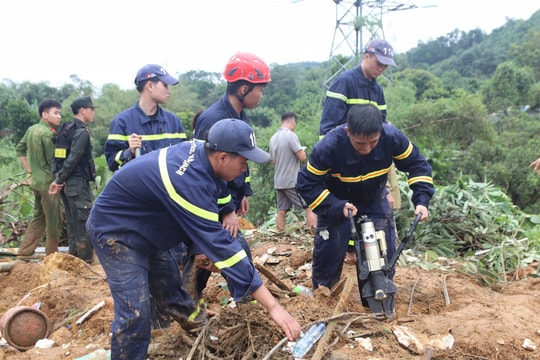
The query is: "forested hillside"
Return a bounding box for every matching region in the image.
[1,9,539,278]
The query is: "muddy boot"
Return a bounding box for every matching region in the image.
[166,307,207,331]
[151,299,171,329]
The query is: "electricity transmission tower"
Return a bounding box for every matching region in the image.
[322,0,418,96]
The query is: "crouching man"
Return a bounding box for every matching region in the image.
[87,119,300,360]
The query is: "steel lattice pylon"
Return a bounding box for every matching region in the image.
[322,0,418,101]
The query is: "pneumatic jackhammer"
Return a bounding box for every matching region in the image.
[348,210,422,319]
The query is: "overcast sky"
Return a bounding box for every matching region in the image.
[1,1,538,89]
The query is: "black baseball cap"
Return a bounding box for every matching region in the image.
[71,96,96,114]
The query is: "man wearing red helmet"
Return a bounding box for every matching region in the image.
[186,52,271,307]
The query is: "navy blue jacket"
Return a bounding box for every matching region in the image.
[320,66,388,136]
[88,141,261,300]
[194,94,252,213]
[297,124,434,221]
[105,102,187,172]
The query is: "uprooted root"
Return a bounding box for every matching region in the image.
[153,303,383,360]
[197,303,283,359]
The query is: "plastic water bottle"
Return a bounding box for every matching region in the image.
[293,285,313,297]
[292,322,326,358]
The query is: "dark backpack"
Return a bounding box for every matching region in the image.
[52,121,78,176]
[52,121,95,181]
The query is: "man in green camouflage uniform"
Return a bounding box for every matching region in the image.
[16,99,63,256]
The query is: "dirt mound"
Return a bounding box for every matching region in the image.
[1,228,540,359]
[39,252,105,284]
[238,216,256,230]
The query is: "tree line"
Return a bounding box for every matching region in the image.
[1,9,540,230]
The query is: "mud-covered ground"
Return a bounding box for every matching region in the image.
[1,223,539,359]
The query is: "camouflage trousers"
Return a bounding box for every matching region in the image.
[18,189,62,256]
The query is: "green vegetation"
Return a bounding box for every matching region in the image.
[395,175,539,284]
[1,10,539,279]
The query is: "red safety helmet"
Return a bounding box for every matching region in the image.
[223,52,271,84]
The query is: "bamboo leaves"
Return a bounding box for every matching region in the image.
[395,175,535,281]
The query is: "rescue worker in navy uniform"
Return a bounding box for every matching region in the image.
[186,52,271,304]
[86,119,300,360]
[49,96,96,263]
[320,38,401,264]
[296,104,434,301]
[194,51,270,216]
[319,38,395,136]
[104,64,188,327]
[104,64,187,171]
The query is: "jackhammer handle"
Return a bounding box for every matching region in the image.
[135,148,141,158]
[386,212,423,270]
[348,209,365,299]
[406,213,423,239]
[348,209,357,239]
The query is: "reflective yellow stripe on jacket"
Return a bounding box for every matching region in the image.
[158,147,218,222]
[393,142,413,161]
[325,90,386,111]
[107,133,187,141]
[330,166,391,182]
[158,147,246,270]
[305,161,331,210]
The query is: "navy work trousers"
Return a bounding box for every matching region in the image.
[88,230,195,360]
[312,200,396,291]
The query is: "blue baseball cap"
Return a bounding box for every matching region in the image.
[206,119,270,163]
[134,64,179,86]
[365,39,396,67]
